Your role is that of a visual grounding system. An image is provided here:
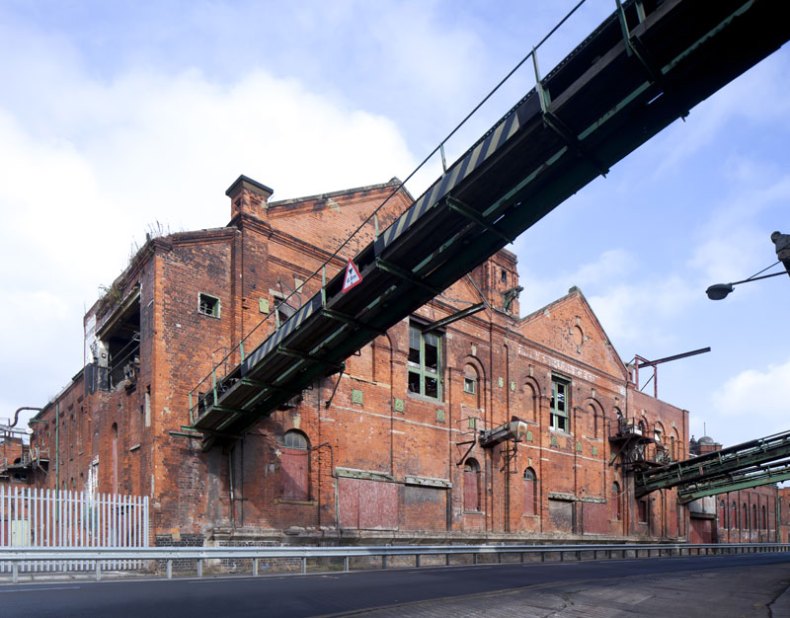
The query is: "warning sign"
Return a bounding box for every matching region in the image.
[342,259,363,293]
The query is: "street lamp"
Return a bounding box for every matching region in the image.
[705,267,786,300]
[706,231,790,300]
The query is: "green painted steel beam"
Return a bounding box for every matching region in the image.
[678,469,790,503]
[423,302,487,333]
[375,259,443,296]
[446,198,514,244]
[637,429,790,493]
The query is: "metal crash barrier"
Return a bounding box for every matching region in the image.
[1,542,789,583]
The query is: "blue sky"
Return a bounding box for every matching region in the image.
[1,1,788,448]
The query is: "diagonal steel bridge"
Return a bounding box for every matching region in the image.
[636,430,790,504]
[186,0,790,449]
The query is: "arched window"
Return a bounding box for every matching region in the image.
[464,458,481,512]
[589,404,599,439]
[612,481,622,520]
[654,422,664,444]
[523,468,537,516]
[731,501,737,529]
[743,503,749,530]
[463,364,480,408]
[752,504,757,531]
[719,500,727,528]
[524,382,538,423]
[614,407,624,435]
[763,505,768,529]
[281,430,310,501]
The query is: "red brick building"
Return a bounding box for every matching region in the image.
[18,175,725,546]
[686,436,782,544]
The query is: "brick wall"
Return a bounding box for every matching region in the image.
[23,174,736,547]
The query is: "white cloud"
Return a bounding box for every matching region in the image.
[0,49,418,414]
[520,248,699,350]
[712,359,790,433]
[651,52,790,176]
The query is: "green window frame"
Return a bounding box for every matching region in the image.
[198,292,221,318]
[550,376,570,432]
[408,323,443,400]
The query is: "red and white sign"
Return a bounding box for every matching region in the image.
[342,259,363,293]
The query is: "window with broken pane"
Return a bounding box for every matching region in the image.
[550,376,570,432]
[198,293,220,318]
[407,323,443,400]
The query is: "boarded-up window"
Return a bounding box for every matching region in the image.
[638,498,649,524]
[523,468,537,516]
[464,458,481,512]
[338,477,398,530]
[281,430,309,501]
[548,498,573,532]
[524,383,537,422]
[612,482,621,520]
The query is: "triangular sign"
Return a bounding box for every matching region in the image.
[342,259,363,293]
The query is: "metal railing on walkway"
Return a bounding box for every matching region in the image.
[1,542,788,584]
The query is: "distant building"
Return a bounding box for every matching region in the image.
[6,175,766,547]
[687,435,782,543]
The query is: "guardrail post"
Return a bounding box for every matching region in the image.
[253,558,259,576]
[95,560,102,582]
[166,559,173,579]
[12,561,19,584]
[473,554,478,565]
[301,557,307,575]
[197,559,203,578]
[344,557,350,573]
[382,555,388,570]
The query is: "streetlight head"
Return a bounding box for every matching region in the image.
[706,283,734,300]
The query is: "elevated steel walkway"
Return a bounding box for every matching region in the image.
[636,430,790,503]
[188,0,790,447]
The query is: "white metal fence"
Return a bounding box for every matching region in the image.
[0,486,149,573]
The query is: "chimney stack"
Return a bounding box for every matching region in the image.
[226,174,274,221]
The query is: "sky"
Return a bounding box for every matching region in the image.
[0,0,788,449]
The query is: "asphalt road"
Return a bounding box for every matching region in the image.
[3,552,790,617]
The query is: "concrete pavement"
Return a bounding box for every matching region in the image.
[341,560,790,617]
